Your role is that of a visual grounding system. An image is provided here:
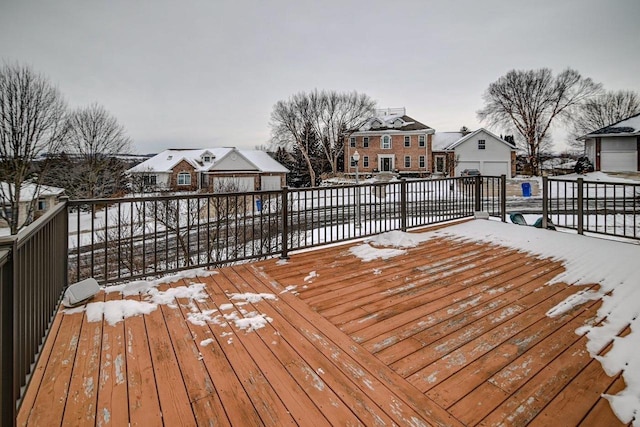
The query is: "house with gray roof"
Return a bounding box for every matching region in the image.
[581,113,640,172]
[128,147,289,193]
[431,128,516,177]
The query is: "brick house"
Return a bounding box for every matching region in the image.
[128,147,289,193]
[344,108,434,177]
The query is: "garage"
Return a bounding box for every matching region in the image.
[482,161,509,176]
[456,161,480,176]
[212,176,255,193]
[261,176,282,191]
[601,151,638,171]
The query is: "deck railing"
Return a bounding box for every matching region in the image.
[0,201,68,427]
[69,176,506,284]
[543,176,640,240]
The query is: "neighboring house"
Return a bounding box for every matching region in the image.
[344,108,434,177]
[0,183,65,230]
[431,128,516,177]
[127,147,289,192]
[581,113,640,172]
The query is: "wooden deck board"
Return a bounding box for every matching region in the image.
[17,226,627,426]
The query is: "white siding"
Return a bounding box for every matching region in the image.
[454,130,513,177]
[601,152,637,171]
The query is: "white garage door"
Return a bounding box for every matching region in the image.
[261,176,282,191]
[601,151,638,171]
[213,177,255,193]
[483,161,509,176]
[456,161,480,176]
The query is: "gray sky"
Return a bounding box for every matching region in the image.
[2,0,639,154]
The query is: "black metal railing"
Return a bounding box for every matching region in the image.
[0,200,68,427]
[70,176,506,283]
[544,176,640,240]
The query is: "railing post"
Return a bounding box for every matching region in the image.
[500,175,507,222]
[280,186,289,259]
[542,176,548,229]
[400,179,407,232]
[0,247,14,427]
[474,176,481,212]
[577,178,584,235]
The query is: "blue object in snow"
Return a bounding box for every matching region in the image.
[256,199,262,212]
[521,182,532,197]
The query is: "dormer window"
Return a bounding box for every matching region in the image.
[392,118,404,128]
[203,155,211,163]
[371,119,382,129]
[167,155,173,160]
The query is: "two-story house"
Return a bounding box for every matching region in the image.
[344,108,434,177]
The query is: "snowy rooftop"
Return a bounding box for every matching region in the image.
[0,182,65,203]
[586,112,640,136]
[128,147,288,174]
[432,131,465,151]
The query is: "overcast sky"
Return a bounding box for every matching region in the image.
[2,0,639,154]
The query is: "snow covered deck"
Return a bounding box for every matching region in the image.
[18,220,636,426]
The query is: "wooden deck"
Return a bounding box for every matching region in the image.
[18,225,628,426]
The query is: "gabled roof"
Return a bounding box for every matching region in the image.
[128,147,288,174]
[1,182,65,203]
[582,112,640,138]
[432,128,516,151]
[355,108,433,133]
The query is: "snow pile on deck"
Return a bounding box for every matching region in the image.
[64,268,276,334]
[363,221,639,425]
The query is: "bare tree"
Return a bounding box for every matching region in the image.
[308,90,376,174]
[64,103,132,198]
[270,90,375,185]
[0,63,66,233]
[568,90,640,150]
[477,68,601,175]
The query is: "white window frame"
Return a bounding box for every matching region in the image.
[363,137,369,148]
[177,172,191,186]
[363,156,369,168]
[381,135,392,149]
[478,139,486,150]
[419,135,426,147]
[435,155,446,173]
[404,155,411,168]
[404,136,410,147]
[419,155,425,168]
[37,198,46,211]
[350,137,356,148]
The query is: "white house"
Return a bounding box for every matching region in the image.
[431,128,516,177]
[581,113,640,172]
[0,183,65,231]
[127,147,289,192]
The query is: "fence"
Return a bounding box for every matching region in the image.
[0,201,69,427]
[70,176,506,284]
[543,176,640,240]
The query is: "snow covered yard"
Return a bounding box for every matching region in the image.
[18,219,638,426]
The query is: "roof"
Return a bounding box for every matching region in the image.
[0,182,65,203]
[432,128,516,151]
[355,108,433,133]
[583,112,640,138]
[128,147,288,174]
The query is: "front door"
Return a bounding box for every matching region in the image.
[380,157,393,172]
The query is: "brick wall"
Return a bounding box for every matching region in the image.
[170,160,198,191]
[345,133,432,174]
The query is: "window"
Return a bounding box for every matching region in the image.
[419,135,426,147]
[404,136,410,147]
[143,175,157,186]
[381,135,391,149]
[350,137,356,148]
[177,172,191,186]
[436,156,446,173]
[363,156,369,168]
[404,156,411,168]
[419,156,425,168]
[363,137,369,148]
[203,155,211,163]
[478,139,486,150]
[37,199,46,211]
